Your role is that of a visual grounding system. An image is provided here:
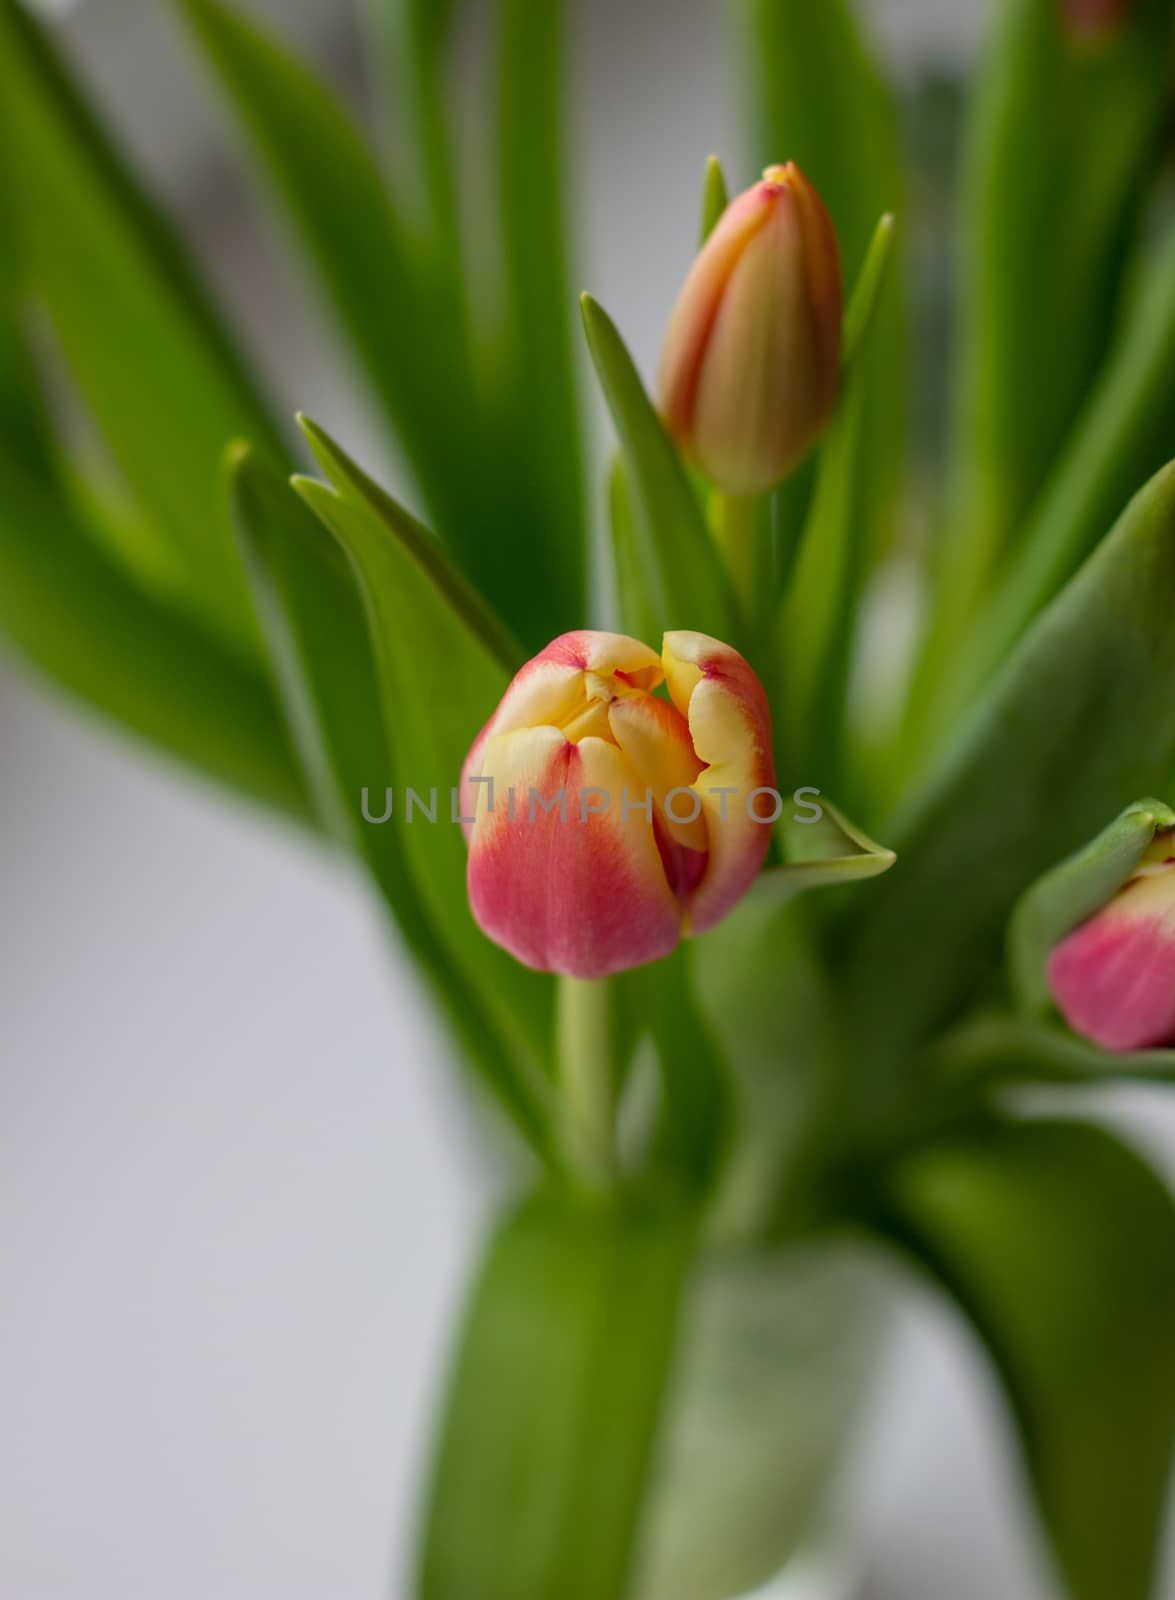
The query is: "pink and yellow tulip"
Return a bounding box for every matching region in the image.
[461,630,775,978]
[658,162,843,497]
[1048,831,1175,1050]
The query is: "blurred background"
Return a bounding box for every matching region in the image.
[2,2,1173,1596]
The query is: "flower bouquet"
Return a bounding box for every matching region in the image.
[3,0,1175,1596]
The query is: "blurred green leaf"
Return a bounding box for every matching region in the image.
[292,416,555,1082]
[942,221,1175,725]
[229,442,551,1150]
[176,0,484,553]
[933,0,1175,634]
[636,1240,884,1600]
[614,943,730,1185]
[494,0,586,647]
[581,294,738,643]
[776,217,896,797]
[419,1192,696,1600]
[924,1013,1175,1089]
[881,1118,1175,1600]
[734,0,906,576]
[842,212,896,368]
[698,154,729,245]
[1008,797,1175,1014]
[0,455,307,817]
[842,460,1175,1085]
[695,900,847,1239]
[607,455,660,644]
[0,0,285,649]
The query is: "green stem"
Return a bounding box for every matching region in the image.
[557,975,617,1189]
[710,491,759,622]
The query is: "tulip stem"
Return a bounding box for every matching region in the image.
[557,975,617,1190]
[711,492,759,620]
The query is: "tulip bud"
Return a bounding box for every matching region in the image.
[461,630,775,978]
[658,162,843,497]
[1047,831,1175,1050]
[1062,0,1135,43]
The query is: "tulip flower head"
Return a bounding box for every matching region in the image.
[1062,0,1135,43]
[461,630,775,979]
[658,162,843,497]
[1047,830,1175,1050]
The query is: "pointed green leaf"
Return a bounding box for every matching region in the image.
[843,460,1175,1077]
[493,0,586,644]
[581,293,737,641]
[607,454,661,645]
[774,360,871,794]
[176,0,482,541]
[772,216,895,796]
[419,1193,696,1600]
[750,797,896,908]
[698,154,729,245]
[1008,798,1175,1014]
[941,220,1175,727]
[229,443,550,1149]
[292,417,555,1079]
[0,453,307,818]
[842,212,896,367]
[734,0,906,582]
[880,1118,1175,1600]
[0,0,285,648]
[941,0,1175,612]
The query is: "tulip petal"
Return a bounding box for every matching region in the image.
[658,182,775,450]
[481,629,664,741]
[1048,869,1175,1051]
[606,692,707,852]
[693,178,841,495]
[466,725,683,979]
[662,631,775,933]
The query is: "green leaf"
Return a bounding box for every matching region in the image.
[934,0,1175,630]
[613,943,731,1185]
[228,442,551,1150]
[607,455,661,645]
[694,900,846,1239]
[176,0,480,547]
[880,1118,1175,1600]
[0,0,285,648]
[751,797,896,907]
[0,453,307,819]
[775,220,895,796]
[418,1192,696,1600]
[940,220,1175,726]
[924,1013,1175,1089]
[581,294,738,642]
[635,1240,885,1600]
[1008,797,1175,1014]
[494,0,586,645]
[842,459,1175,1083]
[734,0,905,576]
[291,417,556,1081]
[698,153,729,245]
[842,212,896,368]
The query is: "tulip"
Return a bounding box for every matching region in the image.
[1047,831,1175,1050]
[1063,0,1135,43]
[658,162,842,497]
[461,630,775,978]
